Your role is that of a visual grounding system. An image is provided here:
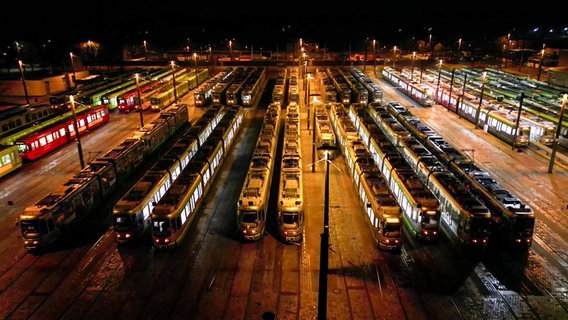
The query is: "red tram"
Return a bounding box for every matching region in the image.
[116,81,159,113]
[15,105,110,161]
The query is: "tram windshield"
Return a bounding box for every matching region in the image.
[420,213,438,229]
[281,211,299,226]
[114,214,134,230]
[383,223,401,237]
[20,220,45,236]
[514,217,535,237]
[470,218,491,237]
[241,210,259,224]
[152,218,171,236]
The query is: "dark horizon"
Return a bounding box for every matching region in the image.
[2,3,567,52]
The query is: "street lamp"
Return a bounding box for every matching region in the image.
[143,40,148,60]
[306,73,311,131]
[69,95,85,169]
[456,73,467,117]
[500,44,506,70]
[208,46,212,68]
[504,33,511,68]
[364,38,368,71]
[310,94,321,174]
[373,39,377,73]
[87,40,95,62]
[315,145,337,320]
[429,32,433,58]
[434,59,442,104]
[229,40,233,61]
[411,51,416,81]
[474,71,487,128]
[170,61,178,101]
[537,46,545,81]
[135,73,144,128]
[392,46,397,67]
[193,53,198,84]
[512,92,524,150]
[69,52,77,88]
[548,94,568,173]
[17,60,30,104]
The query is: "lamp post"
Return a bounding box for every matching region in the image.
[500,44,506,70]
[135,73,144,128]
[229,40,233,61]
[392,46,397,67]
[456,73,467,117]
[363,38,368,71]
[411,51,416,81]
[143,40,148,60]
[69,52,77,89]
[306,73,311,131]
[193,53,198,84]
[170,61,178,101]
[434,59,442,104]
[429,32,433,58]
[17,60,30,104]
[474,71,487,129]
[537,46,545,81]
[373,39,377,73]
[504,33,511,68]
[311,95,321,174]
[317,149,330,320]
[315,145,337,320]
[548,94,568,173]
[448,69,455,109]
[69,95,85,169]
[87,40,95,62]
[457,38,462,54]
[208,46,212,68]
[512,92,524,150]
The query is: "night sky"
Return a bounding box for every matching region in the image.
[2,2,566,51]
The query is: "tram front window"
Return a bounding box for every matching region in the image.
[152,218,171,237]
[421,214,438,229]
[282,212,299,225]
[241,211,258,224]
[383,223,401,237]
[114,214,133,230]
[514,217,535,237]
[20,220,45,237]
[470,219,491,237]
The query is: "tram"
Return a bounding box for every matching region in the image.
[330,102,441,242]
[194,67,234,107]
[237,103,280,241]
[241,67,266,106]
[277,103,304,242]
[18,104,190,253]
[314,104,338,160]
[0,104,55,139]
[149,69,209,111]
[15,105,110,161]
[0,145,22,179]
[113,106,227,244]
[328,102,403,250]
[370,102,492,248]
[151,106,244,249]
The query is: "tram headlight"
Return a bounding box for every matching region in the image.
[24,240,39,246]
